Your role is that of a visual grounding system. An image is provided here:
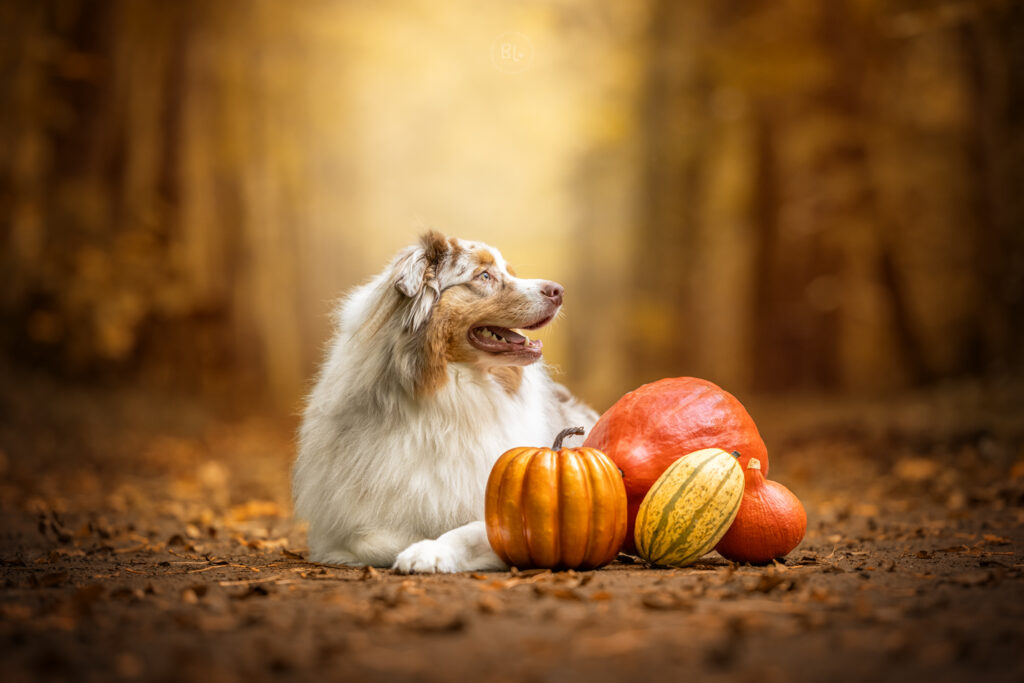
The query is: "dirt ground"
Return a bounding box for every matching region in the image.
[1,371,1023,683]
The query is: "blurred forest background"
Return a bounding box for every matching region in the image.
[1,0,1022,413]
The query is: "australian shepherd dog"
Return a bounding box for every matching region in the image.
[293,231,598,573]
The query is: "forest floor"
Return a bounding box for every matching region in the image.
[1,370,1023,683]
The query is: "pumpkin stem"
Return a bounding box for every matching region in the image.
[747,458,762,470]
[553,427,585,450]
[731,451,741,459]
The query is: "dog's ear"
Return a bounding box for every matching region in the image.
[393,230,450,329]
[393,249,428,299]
[394,231,447,297]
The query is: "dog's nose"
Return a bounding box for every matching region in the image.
[541,281,564,306]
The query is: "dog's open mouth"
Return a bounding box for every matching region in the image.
[468,320,549,357]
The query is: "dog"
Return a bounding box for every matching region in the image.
[293,231,598,573]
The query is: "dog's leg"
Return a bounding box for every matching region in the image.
[311,528,414,568]
[392,521,507,574]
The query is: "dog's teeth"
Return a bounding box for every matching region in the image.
[479,328,511,343]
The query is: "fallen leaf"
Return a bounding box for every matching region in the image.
[935,545,972,554]
[808,587,838,604]
[238,537,289,552]
[641,592,692,611]
[982,534,1011,546]
[35,548,85,563]
[404,612,466,633]
[216,577,280,587]
[113,543,148,554]
[979,558,1011,569]
[534,586,584,601]
[509,568,550,578]
[752,574,793,593]
[228,500,283,522]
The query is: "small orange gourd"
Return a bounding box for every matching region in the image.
[714,458,806,564]
[485,427,627,570]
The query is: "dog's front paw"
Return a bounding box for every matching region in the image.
[393,539,460,574]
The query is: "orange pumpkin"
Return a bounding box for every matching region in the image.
[584,377,768,553]
[485,427,627,570]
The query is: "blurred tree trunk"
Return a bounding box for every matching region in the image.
[0,0,332,405]
[628,0,711,388]
[631,0,1024,395]
[959,3,1024,375]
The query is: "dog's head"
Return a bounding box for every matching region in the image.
[387,231,563,389]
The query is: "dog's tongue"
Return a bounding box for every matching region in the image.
[486,326,526,344]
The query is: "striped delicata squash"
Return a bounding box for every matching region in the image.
[634,448,744,567]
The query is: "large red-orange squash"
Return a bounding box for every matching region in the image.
[583,377,768,553]
[485,427,627,570]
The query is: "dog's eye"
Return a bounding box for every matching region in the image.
[478,271,491,281]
